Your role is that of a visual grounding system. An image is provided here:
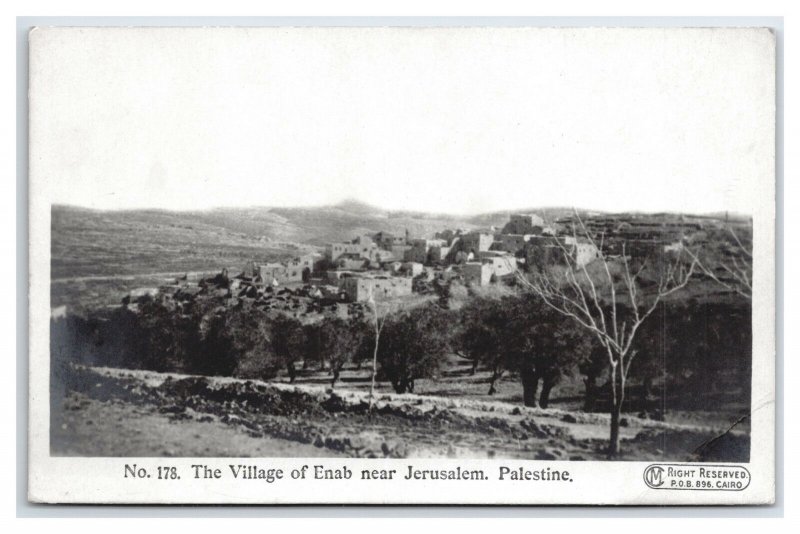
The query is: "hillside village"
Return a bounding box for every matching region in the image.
[114,211,733,324]
[51,208,753,462]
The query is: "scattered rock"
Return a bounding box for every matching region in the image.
[561,414,578,423]
[321,392,350,413]
[519,419,549,439]
[169,412,193,422]
[535,449,559,460]
[220,413,244,426]
[512,429,529,441]
[381,440,408,458]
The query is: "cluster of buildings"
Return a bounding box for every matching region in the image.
[124,211,710,315]
[124,266,363,322]
[316,213,604,301]
[553,213,710,259]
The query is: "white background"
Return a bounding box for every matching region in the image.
[32,27,771,216]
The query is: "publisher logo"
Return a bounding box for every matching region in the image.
[643,464,750,491]
[643,466,665,487]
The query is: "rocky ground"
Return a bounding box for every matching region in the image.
[51,365,749,461]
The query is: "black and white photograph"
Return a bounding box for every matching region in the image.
[27,24,777,505]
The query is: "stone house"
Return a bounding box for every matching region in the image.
[401,261,425,277]
[339,275,413,302]
[326,235,379,262]
[523,236,598,270]
[373,230,409,250]
[404,238,448,264]
[335,253,370,271]
[260,262,304,285]
[462,262,494,286]
[459,232,495,254]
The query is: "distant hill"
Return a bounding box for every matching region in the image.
[52,201,493,265]
[50,202,742,309]
[50,201,485,281]
[52,201,736,280]
[57,201,711,277]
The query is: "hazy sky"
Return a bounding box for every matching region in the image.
[30,27,774,215]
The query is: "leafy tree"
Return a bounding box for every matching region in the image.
[454,293,591,404]
[232,306,288,380]
[502,294,591,408]
[456,297,510,394]
[377,304,450,393]
[133,297,197,373]
[301,322,323,370]
[349,319,374,371]
[270,314,306,382]
[315,317,364,387]
[579,344,608,412]
[192,308,237,377]
[659,300,752,402]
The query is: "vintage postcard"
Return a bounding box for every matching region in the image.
[28,26,776,504]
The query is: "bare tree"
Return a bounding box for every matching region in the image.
[686,225,752,300]
[366,293,393,413]
[516,212,698,456]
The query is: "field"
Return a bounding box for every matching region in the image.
[51,205,318,309]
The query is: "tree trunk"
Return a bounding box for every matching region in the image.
[608,364,624,457]
[471,359,478,375]
[488,367,503,395]
[608,399,622,457]
[583,371,599,412]
[331,368,340,388]
[407,379,415,393]
[286,362,296,383]
[539,377,556,409]
[643,375,653,402]
[520,367,540,408]
[393,378,408,394]
[368,330,380,412]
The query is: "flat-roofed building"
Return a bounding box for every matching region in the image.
[325,235,379,262]
[339,275,413,302]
